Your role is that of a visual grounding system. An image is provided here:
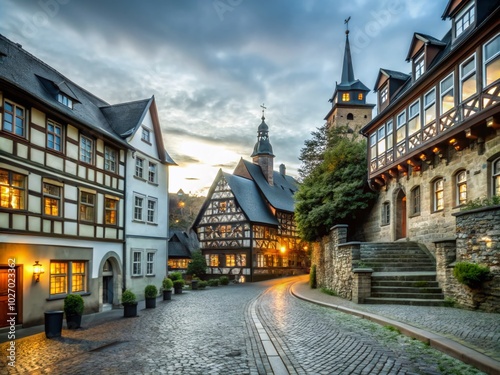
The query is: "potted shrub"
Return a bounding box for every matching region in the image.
[144,285,158,308]
[162,277,173,301]
[64,294,84,329]
[121,289,138,317]
[173,279,185,294]
[191,275,200,290]
[169,271,183,282]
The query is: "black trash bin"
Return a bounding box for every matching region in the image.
[44,311,63,338]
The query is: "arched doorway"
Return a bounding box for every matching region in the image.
[395,189,407,240]
[102,259,113,311]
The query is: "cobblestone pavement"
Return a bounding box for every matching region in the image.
[0,276,495,374]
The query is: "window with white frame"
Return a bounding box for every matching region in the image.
[396,111,406,144]
[47,120,62,152]
[408,100,421,135]
[411,186,421,216]
[414,54,425,80]
[135,157,144,178]
[141,127,151,143]
[132,250,142,276]
[134,194,144,221]
[57,93,73,109]
[377,125,386,155]
[424,88,436,125]
[2,100,26,137]
[146,251,155,275]
[370,133,377,160]
[460,55,477,102]
[440,73,455,115]
[43,182,61,216]
[484,34,500,87]
[381,201,390,225]
[104,146,117,173]
[493,157,500,197]
[148,162,157,183]
[380,85,388,104]
[49,261,87,296]
[455,2,475,38]
[456,171,467,206]
[433,178,444,211]
[79,191,96,222]
[386,120,393,151]
[0,168,26,210]
[147,198,157,223]
[105,197,118,225]
[80,135,93,164]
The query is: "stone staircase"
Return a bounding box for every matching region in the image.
[357,242,446,306]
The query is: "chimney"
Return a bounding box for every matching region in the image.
[279,164,286,175]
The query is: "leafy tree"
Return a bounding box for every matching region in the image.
[295,126,376,242]
[298,123,328,181]
[186,250,207,278]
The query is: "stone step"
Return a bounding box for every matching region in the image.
[361,253,432,259]
[372,286,443,294]
[369,266,437,272]
[372,280,440,288]
[371,291,444,300]
[371,272,438,281]
[363,261,435,267]
[364,297,446,307]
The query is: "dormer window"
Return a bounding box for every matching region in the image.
[455,2,474,38]
[380,85,388,104]
[57,93,73,109]
[342,93,350,102]
[414,54,425,80]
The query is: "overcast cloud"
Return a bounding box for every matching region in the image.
[0,0,450,195]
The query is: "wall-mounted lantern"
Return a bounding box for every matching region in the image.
[33,261,44,282]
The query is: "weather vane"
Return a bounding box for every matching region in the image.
[260,103,267,119]
[345,16,351,34]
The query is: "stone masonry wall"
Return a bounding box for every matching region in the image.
[357,133,500,256]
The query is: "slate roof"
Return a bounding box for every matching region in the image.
[0,33,175,163]
[238,159,298,213]
[223,171,279,226]
[168,230,199,258]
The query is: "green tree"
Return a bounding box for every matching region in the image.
[295,126,376,242]
[298,123,328,181]
[186,250,207,278]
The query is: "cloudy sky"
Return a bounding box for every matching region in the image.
[0,0,450,195]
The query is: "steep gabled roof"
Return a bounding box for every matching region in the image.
[224,171,279,225]
[406,32,447,62]
[373,69,411,91]
[168,230,199,258]
[0,34,129,147]
[101,98,152,138]
[236,159,298,213]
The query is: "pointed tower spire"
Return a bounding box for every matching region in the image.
[251,104,275,185]
[341,16,355,85]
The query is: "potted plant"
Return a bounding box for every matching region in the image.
[162,277,173,300]
[145,285,158,308]
[64,294,84,329]
[121,289,138,317]
[173,279,185,294]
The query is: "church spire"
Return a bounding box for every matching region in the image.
[341,16,355,85]
[251,104,275,185]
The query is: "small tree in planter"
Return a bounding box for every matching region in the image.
[169,271,183,281]
[219,276,229,285]
[144,285,158,308]
[64,294,84,329]
[173,279,185,294]
[162,277,173,300]
[121,289,137,317]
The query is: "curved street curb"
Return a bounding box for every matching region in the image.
[290,282,500,375]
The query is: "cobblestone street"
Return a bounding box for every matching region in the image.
[0,277,489,374]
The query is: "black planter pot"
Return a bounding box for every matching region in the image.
[66,314,82,329]
[163,290,172,300]
[174,287,182,294]
[44,311,63,338]
[191,280,199,290]
[123,302,138,317]
[145,297,156,308]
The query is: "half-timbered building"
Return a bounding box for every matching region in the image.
[193,114,308,281]
[359,0,500,250]
[0,35,174,326]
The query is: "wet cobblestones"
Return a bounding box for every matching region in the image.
[0,276,495,374]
